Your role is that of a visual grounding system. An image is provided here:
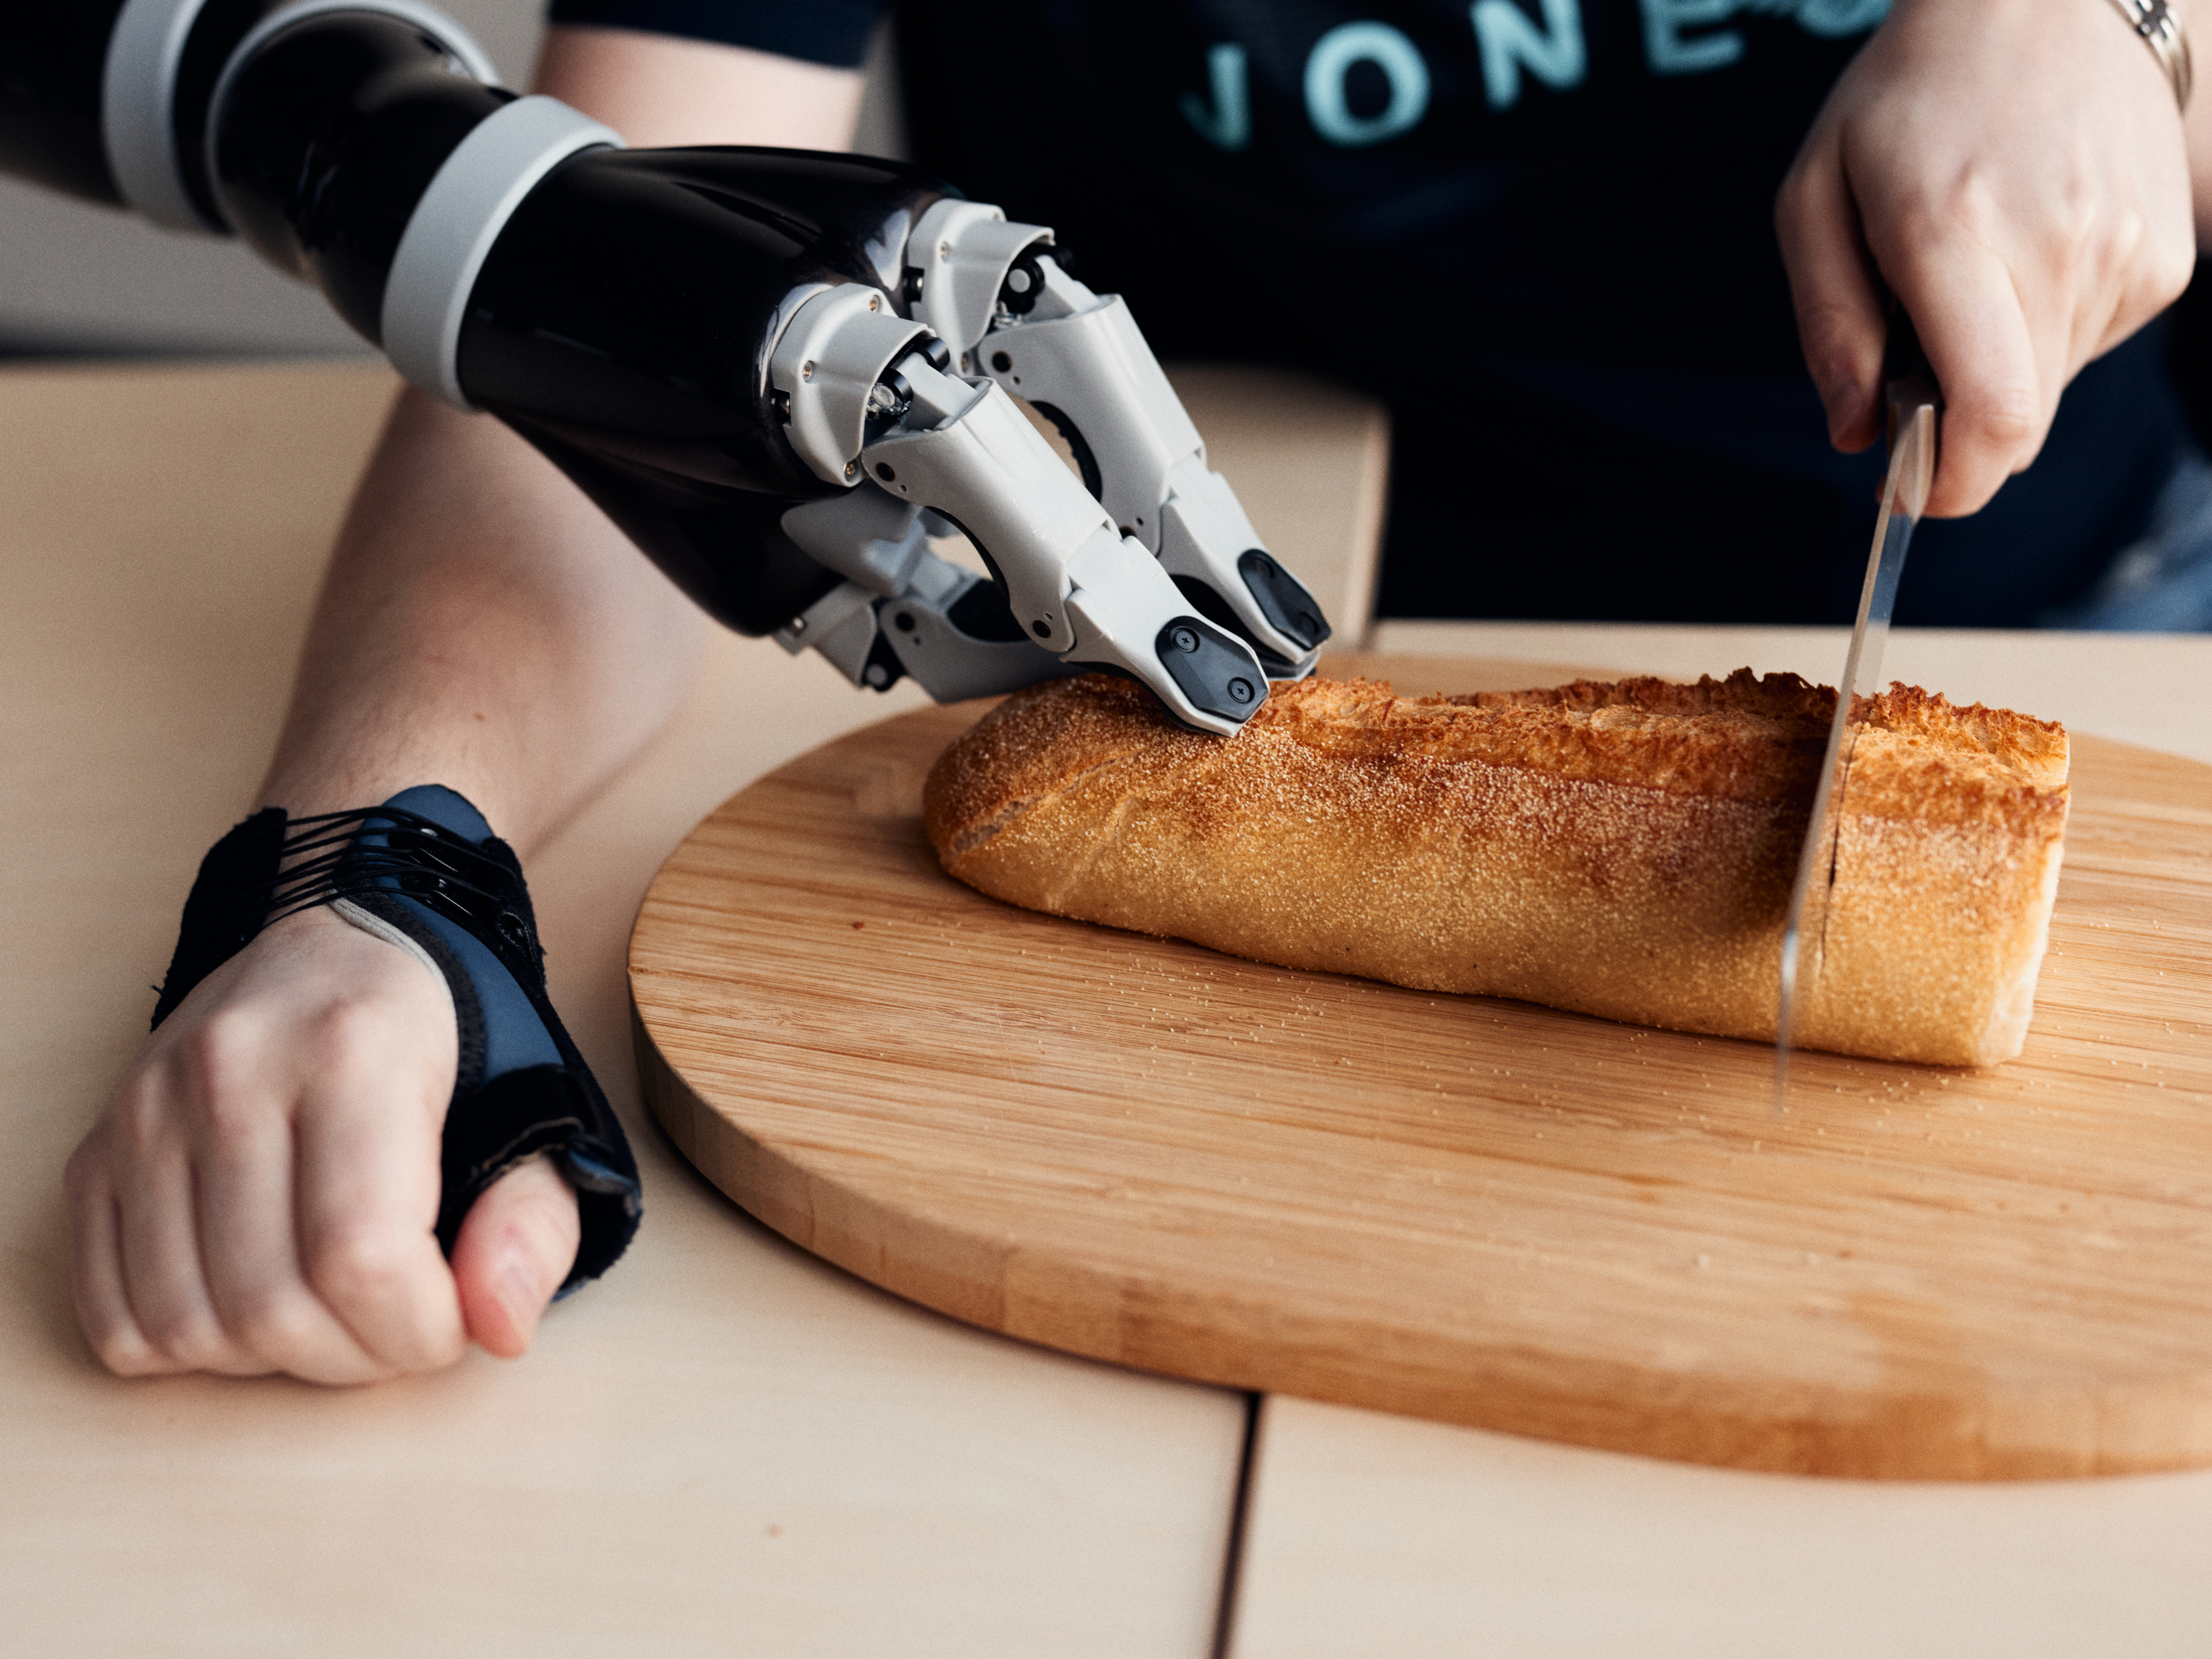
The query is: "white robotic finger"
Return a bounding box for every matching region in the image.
[970,255,1330,675]
[859,352,1267,735]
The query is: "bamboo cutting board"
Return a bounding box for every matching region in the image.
[630,658,2212,1479]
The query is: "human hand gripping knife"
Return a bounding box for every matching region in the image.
[1,0,1332,1286]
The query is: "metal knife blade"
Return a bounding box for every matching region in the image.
[1774,318,1941,1111]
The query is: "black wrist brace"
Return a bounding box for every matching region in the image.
[152,785,641,1290]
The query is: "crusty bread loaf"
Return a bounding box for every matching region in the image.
[922,670,2071,1066]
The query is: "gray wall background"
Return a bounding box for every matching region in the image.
[0,4,905,355]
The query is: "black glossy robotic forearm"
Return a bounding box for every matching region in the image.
[1,0,1304,726]
[460,144,953,633]
[0,0,962,641]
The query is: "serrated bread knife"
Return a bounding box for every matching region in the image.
[1774,318,1941,1111]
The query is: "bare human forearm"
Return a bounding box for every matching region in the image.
[264,28,868,846]
[258,388,711,855]
[67,30,866,1384]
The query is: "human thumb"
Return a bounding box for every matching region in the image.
[451,1153,582,1358]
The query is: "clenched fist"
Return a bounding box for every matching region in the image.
[67,906,581,1384]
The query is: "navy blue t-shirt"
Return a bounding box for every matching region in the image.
[548,0,2188,626]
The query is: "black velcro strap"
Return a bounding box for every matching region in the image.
[153,807,287,1028]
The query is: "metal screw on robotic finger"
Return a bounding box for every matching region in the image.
[1170,626,1201,654]
[844,461,859,480]
[864,663,891,687]
[1228,678,1257,705]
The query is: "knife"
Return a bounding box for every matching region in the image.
[1774,314,1941,1111]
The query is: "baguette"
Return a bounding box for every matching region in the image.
[922,670,2071,1067]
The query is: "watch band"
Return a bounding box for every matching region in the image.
[2107,0,2194,111]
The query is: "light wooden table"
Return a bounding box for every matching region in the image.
[0,361,1252,1657]
[4,356,2207,1657]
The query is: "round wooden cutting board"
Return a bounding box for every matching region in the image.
[629,659,2212,1480]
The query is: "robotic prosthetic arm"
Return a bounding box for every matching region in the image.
[0,0,1332,735]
